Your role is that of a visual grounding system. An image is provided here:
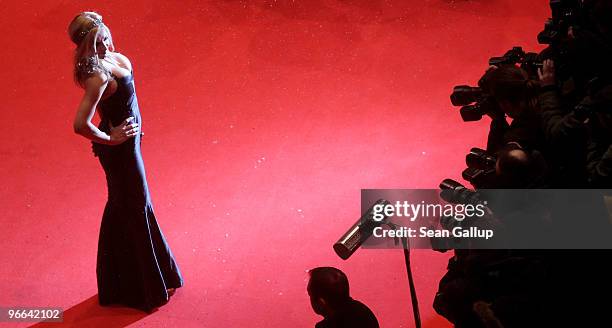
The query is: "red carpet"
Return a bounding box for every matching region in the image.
[0,1,547,327]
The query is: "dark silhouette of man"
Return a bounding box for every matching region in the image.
[307,267,379,328]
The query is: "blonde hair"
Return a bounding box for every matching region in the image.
[67,12,115,87]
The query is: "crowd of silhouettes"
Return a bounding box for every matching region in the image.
[311,1,611,327]
[435,1,612,327]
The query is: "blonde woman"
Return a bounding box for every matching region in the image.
[68,12,183,312]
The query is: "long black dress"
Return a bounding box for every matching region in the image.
[92,72,183,312]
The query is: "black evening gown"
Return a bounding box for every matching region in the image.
[92,72,183,312]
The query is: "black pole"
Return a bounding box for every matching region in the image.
[401,236,421,328]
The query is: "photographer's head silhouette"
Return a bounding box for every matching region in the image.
[307,267,379,328]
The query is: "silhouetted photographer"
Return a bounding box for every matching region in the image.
[307,267,379,328]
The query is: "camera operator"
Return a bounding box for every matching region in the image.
[538,59,611,187]
[537,59,592,187]
[534,0,612,187]
[581,84,612,187]
[433,181,551,328]
[495,142,548,188]
[482,66,545,157]
[537,13,612,320]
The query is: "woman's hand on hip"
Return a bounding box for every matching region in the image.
[109,117,140,145]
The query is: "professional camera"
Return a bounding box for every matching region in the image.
[462,148,498,189]
[431,179,493,253]
[489,47,543,78]
[439,178,485,205]
[466,147,497,170]
[450,85,500,122]
[431,179,480,253]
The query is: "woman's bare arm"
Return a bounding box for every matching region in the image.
[73,72,139,145]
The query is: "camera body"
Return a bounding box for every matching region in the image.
[489,47,543,78]
[450,85,500,122]
[462,148,499,189]
[432,179,490,253]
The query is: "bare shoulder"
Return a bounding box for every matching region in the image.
[84,71,109,94]
[112,52,133,72]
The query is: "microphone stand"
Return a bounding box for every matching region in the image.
[385,221,421,328]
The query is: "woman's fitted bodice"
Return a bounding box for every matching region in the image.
[92,73,142,157]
